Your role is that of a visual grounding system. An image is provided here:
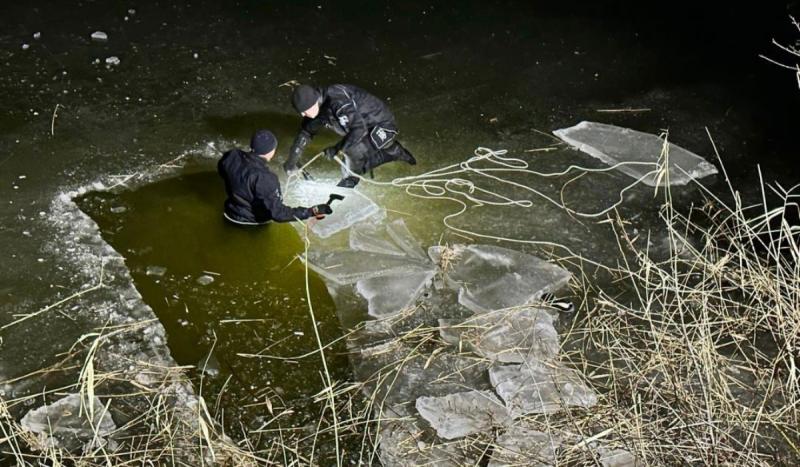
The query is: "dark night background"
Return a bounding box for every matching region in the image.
[1,1,799,183]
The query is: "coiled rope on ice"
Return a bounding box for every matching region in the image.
[291,146,666,266]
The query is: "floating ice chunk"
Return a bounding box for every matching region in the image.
[145,265,167,277]
[304,250,429,285]
[105,56,120,66]
[21,393,116,452]
[489,424,560,467]
[553,121,717,186]
[429,244,571,314]
[284,179,383,238]
[356,268,435,318]
[349,221,406,256]
[439,307,559,363]
[416,390,512,439]
[196,275,215,285]
[378,409,479,466]
[386,218,428,261]
[598,447,640,467]
[91,31,108,41]
[354,343,491,407]
[490,363,598,416]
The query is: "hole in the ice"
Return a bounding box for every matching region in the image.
[75,170,350,430]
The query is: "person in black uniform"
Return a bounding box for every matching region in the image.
[284,84,416,188]
[218,129,333,225]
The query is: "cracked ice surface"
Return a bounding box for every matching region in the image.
[283,179,383,238]
[21,393,117,452]
[429,244,571,314]
[307,218,435,317]
[489,424,560,467]
[349,222,407,256]
[355,342,492,409]
[439,306,560,363]
[416,390,512,439]
[553,121,718,186]
[378,407,481,466]
[598,447,640,467]
[386,218,428,261]
[356,268,435,318]
[304,250,429,285]
[490,363,598,416]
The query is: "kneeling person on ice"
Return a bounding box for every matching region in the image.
[218,129,333,225]
[284,84,416,188]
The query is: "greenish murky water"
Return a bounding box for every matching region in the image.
[76,171,350,435]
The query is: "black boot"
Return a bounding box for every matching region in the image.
[383,142,416,166]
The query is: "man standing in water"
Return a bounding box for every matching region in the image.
[283,84,416,188]
[218,129,333,225]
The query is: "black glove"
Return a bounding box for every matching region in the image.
[310,204,333,219]
[323,146,339,160]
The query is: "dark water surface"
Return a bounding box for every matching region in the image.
[76,171,350,435]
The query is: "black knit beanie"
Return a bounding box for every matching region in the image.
[250,129,277,155]
[292,85,320,113]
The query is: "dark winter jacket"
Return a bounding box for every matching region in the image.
[287,84,396,166]
[217,149,311,223]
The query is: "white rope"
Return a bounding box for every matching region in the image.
[300,146,665,267]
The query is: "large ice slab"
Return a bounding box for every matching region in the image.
[490,363,598,416]
[439,307,559,363]
[21,393,117,452]
[416,390,512,439]
[304,250,429,285]
[309,218,436,317]
[357,268,435,318]
[349,222,407,256]
[429,244,571,314]
[489,424,560,467]
[553,121,717,186]
[386,218,428,261]
[283,179,383,238]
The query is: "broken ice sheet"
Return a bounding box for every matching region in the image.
[386,218,428,261]
[354,342,492,409]
[356,268,435,318]
[490,362,598,416]
[349,221,407,256]
[439,306,559,363]
[489,424,561,467]
[308,218,437,317]
[598,446,640,467]
[283,179,383,238]
[21,393,116,452]
[304,250,429,285]
[429,244,571,314]
[416,389,512,439]
[378,408,481,466]
[553,121,718,186]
